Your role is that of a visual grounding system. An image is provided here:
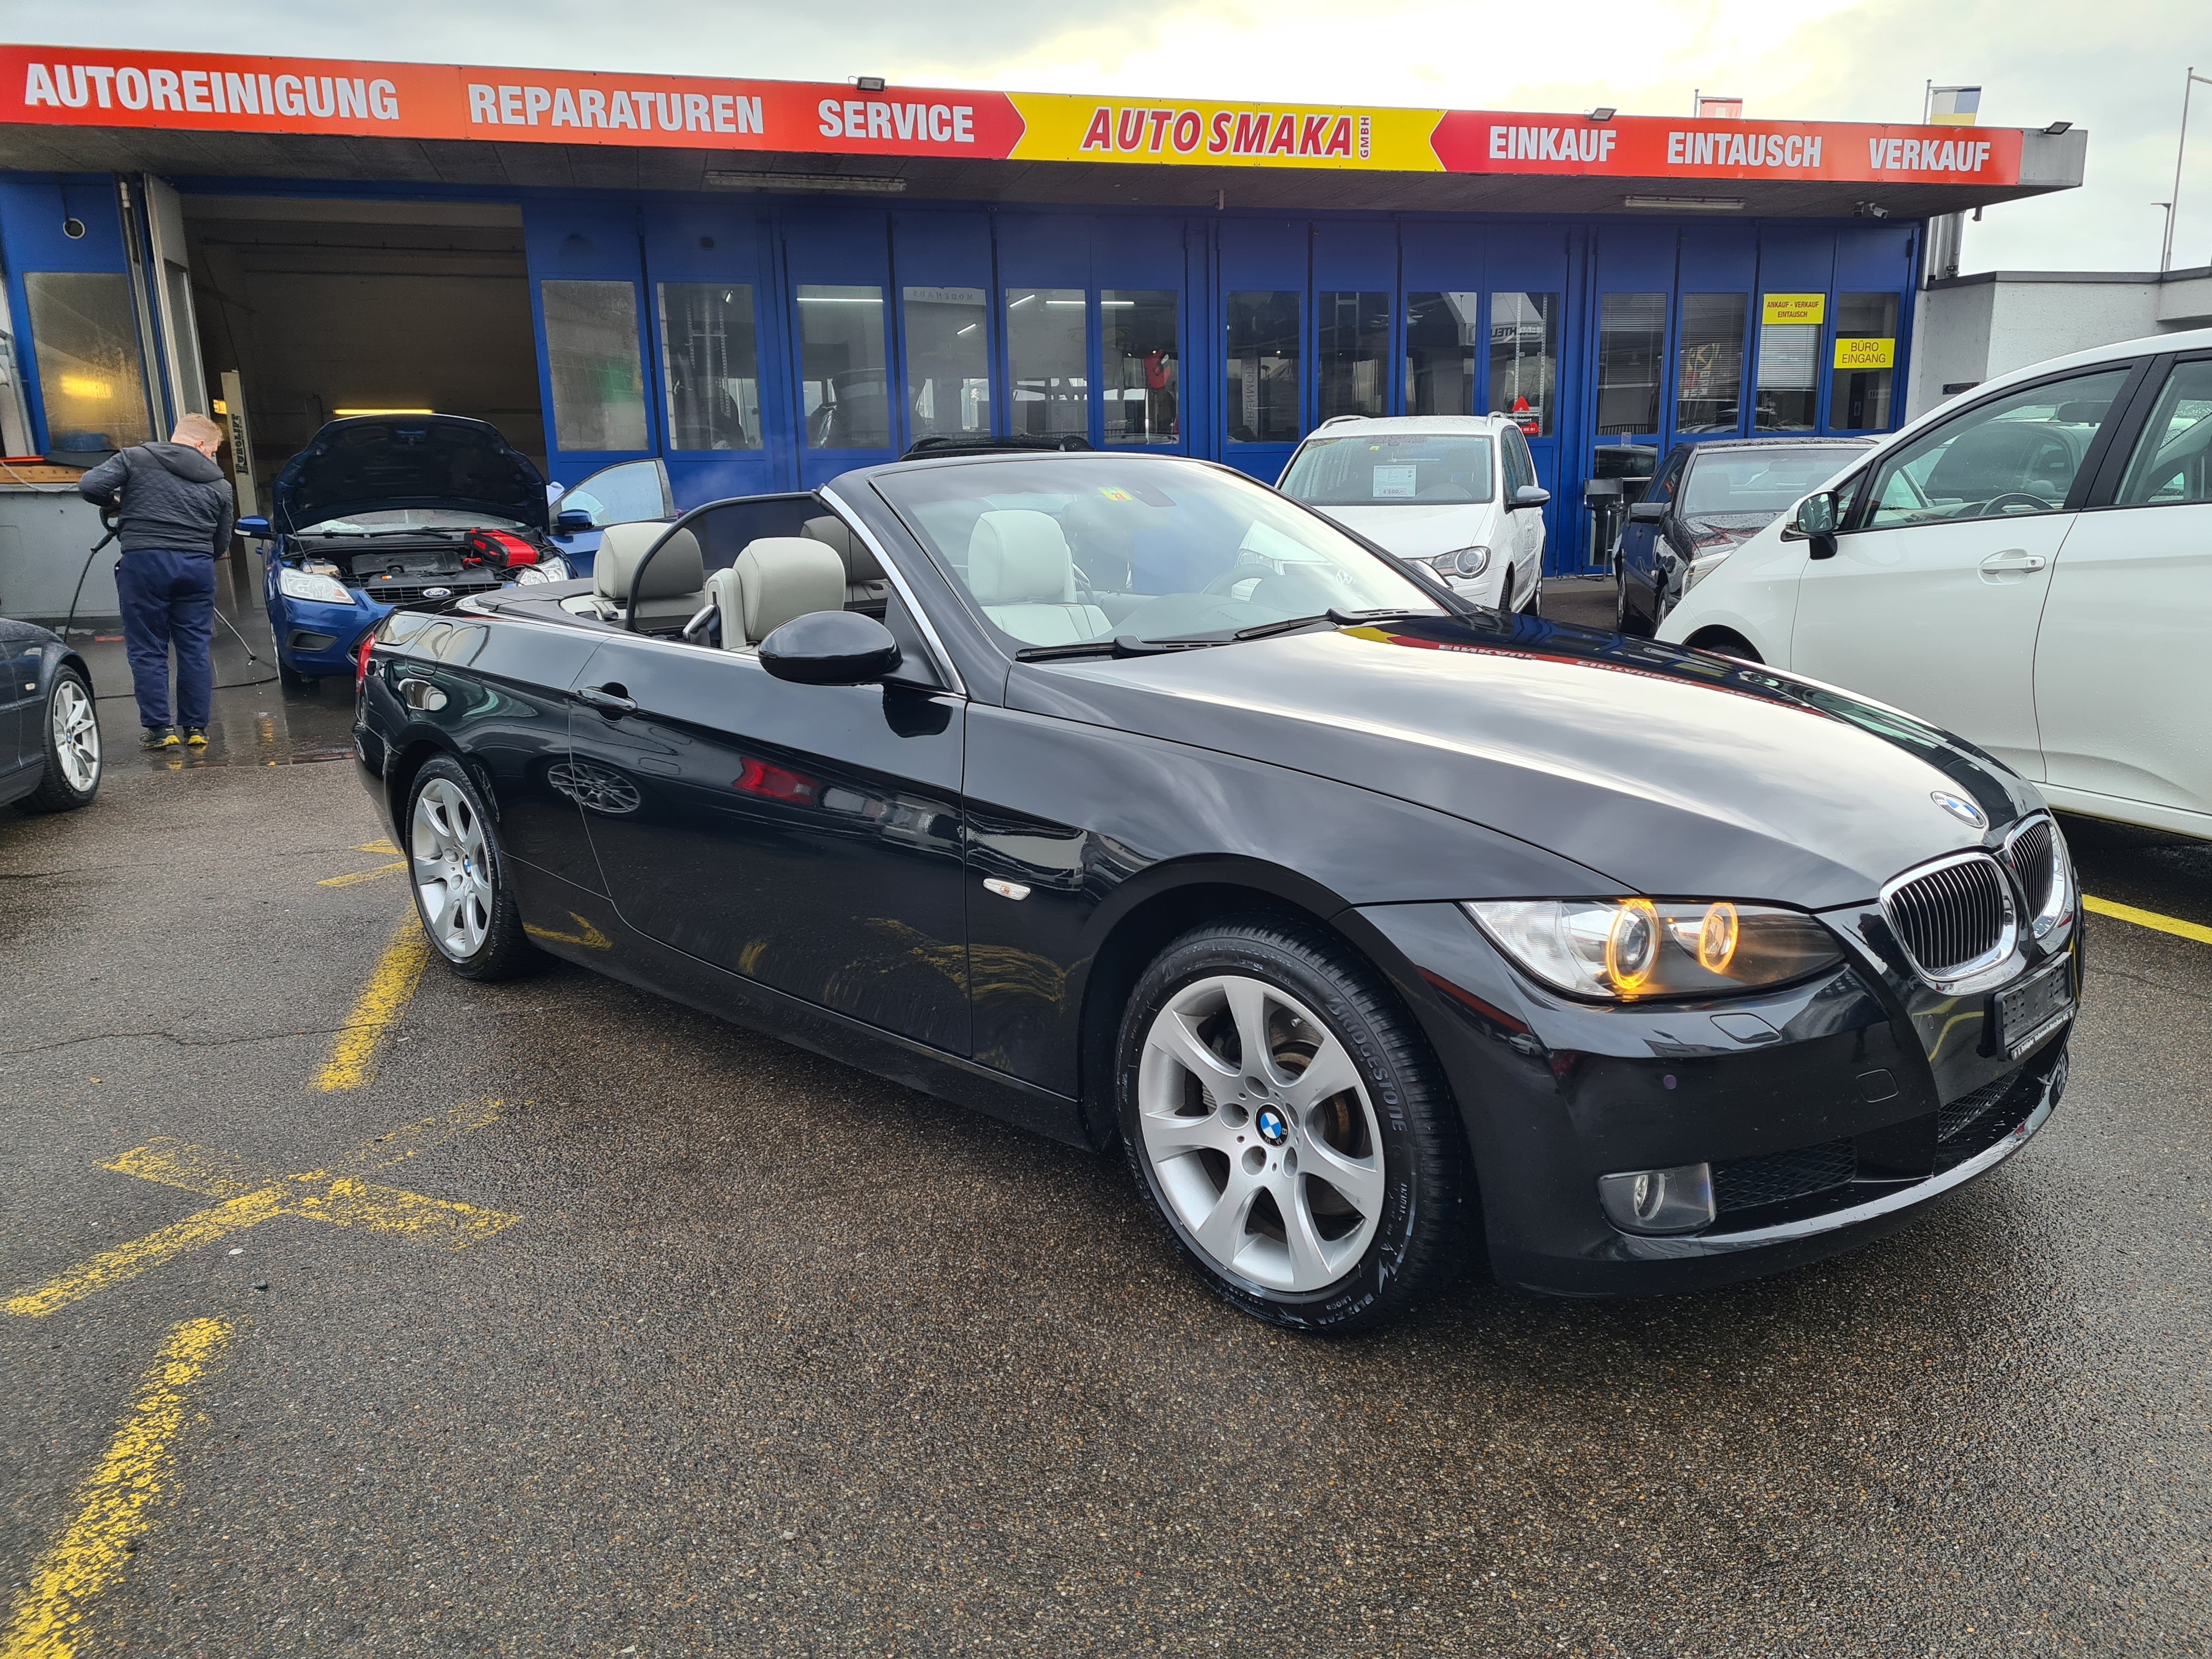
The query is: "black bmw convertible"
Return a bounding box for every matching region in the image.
[352,452,2080,1333]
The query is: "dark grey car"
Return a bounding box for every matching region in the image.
[0,613,100,812]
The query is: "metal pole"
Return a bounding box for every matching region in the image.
[2166,69,2209,273]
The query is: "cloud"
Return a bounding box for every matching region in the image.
[5,0,2207,271]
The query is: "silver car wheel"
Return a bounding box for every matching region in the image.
[1136,973,1385,1294]
[411,777,493,960]
[51,679,100,793]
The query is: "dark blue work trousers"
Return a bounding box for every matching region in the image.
[114,549,216,730]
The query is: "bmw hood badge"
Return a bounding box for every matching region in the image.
[1931,790,1988,829]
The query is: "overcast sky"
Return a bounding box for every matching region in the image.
[7,0,2209,272]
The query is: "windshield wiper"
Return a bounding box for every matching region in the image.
[1231,606,1451,641]
[1013,634,1234,662]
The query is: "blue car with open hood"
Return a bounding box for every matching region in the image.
[248,414,670,689]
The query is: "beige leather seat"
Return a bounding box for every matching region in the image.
[800,515,891,607]
[595,522,704,629]
[704,537,848,650]
[966,510,1110,646]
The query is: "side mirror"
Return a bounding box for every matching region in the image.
[554,509,595,535]
[236,515,270,538]
[1792,492,1841,560]
[1627,500,1668,524]
[1509,485,1551,511]
[758,610,902,686]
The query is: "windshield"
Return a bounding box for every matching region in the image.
[874,456,1442,650]
[1680,448,1864,516]
[296,507,529,537]
[1279,434,1494,506]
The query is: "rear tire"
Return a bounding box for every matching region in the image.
[279,658,318,693]
[23,667,100,813]
[1116,915,1472,1334]
[405,756,541,981]
[1615,570,1653,637]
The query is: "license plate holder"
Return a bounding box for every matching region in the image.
[1993,956,2074,1059]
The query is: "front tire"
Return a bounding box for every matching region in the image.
[279,658,318,692]
[405,757,540,980]
[23,667,101,812]
[1117,916,1472,1334]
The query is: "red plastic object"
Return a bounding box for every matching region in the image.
[469,528,539,567]
[354,630,376,690]
[732,755,818,806]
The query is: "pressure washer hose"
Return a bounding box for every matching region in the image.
[66,504,279,698]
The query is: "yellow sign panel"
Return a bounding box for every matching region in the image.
[1008,93,1444,171]
[1762,292,1826,325]
[1834,336,1897,370]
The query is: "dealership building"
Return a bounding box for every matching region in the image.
[0,46,2087,599]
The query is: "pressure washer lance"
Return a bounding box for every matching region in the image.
[65,502,278,696]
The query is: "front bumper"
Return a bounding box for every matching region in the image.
[274,593,385,675]
[1353,899,2079,1296]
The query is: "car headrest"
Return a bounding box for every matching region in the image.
[968,510,1074,606]
[800,514,885,584]
[731,537,847,645]
[594,522,702,602]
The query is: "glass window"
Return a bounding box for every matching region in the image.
[1317,291,1389,421]
[1756,301,1820,432]
[2114,359,2212,506]
[1504,426,1537,495]
[562,458,672,528]
[1281,433,1494,506]
[797,284,888,450]
[1829,292,1900,432]
[1404,292,1477,416]
[1862,368,2132,529]
[24,272,151,450]
[1680,444,1866,515]
[876,454,1440,649]
[1596,293,1666,436]
[1675,294,1747,434]
[1489,292,1557,437]
[903,285,990,441]
[657,283,760,452]
[1101,290,1178,447]
[1006,287,1087,438]
[542,280,648,453]
[1225,291,1300,444]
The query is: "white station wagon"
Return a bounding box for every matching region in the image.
[1277,414,1551,613]
[1660,326,2212,843]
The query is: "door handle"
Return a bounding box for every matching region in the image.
[1979,550,2047,574]
[575,683,637,714]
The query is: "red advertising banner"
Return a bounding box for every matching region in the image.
[0,45,2032,188]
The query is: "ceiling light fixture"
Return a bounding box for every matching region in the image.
[1622,194,1744,211]
[704,170,907,194]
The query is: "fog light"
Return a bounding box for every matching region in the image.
[1598,1163,1716,1235]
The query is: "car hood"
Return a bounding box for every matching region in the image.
[1006,613,2041,909]
[1304,501,1502,559]
[1679,510,1775,552]
[272,415,548,535]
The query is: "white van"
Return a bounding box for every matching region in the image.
[1659,326,2212,842]
[1277,415,1550,612]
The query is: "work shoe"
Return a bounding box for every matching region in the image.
[141,725,179,751]
[183,727,208,747]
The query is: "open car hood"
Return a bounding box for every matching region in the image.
[272,416,548,535]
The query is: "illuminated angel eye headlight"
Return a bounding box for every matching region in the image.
[1425,546,1489,579]
[1464,898,1843,1001]
[278,566,356,606]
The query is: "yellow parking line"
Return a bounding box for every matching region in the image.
[318,861,406,888]
[1,1317,234,1659]
[5,1191,286,1320]
[313,914,432,1092]
[2084,895,2212,947]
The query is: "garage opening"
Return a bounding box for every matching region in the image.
[182,196,544,511]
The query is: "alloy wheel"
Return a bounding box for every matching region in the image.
[411,777,494,959]
[51,679,99,793]
[1136,974,1385,1293]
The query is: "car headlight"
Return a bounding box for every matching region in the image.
[1681,551,1733,594]
[1424,546,1489,580]
[514,555,572,585]
[278,566,356,605]
[1465,898,1843,1001]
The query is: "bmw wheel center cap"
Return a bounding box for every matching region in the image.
[1256,1105,1289,1146]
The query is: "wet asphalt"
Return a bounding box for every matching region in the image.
[2,578,2209,1656]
